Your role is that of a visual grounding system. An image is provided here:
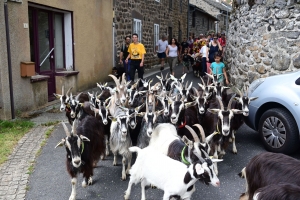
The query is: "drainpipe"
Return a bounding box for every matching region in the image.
[4,1,15,119]
[187,0,189,38]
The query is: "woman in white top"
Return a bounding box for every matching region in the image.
[165,38,179,76]
[200,39,209,76]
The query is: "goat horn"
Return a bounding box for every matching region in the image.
[66,87,73,97]
[61,122,71,137]
[201,149,210,159]
[62,86,65,95]
[228,93,236,110]
[72,119,78,136]
[235,87,243,97]
[216,96,224,111]
[121,73,126,86]
[108,74,120,88]
[192,87,199,97]
[165,72,169,80]
[184,125,200,143]
[205,132,215,143]
[146,95,149,113]
[193,124,206,143]
[200,76,205,87]
[185,81,189,89]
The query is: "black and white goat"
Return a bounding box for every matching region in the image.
[53,86,72,112]
[108,107,132,180]
[124,146,219,200]
[55,118,105,200]
[239,152,300,200]
[149,123,221,186]
[156,71,171,91]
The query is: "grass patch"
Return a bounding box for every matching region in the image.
[41,121,59,127]
[0,120,34,165]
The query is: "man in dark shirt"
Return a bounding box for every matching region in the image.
[180,37,190,54]
[119,36,131,81]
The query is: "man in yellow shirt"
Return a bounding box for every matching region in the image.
[125,33,146,82]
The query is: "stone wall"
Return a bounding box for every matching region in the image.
[114,0,188,67]
[226,0,300,89]
[188,8,216,37]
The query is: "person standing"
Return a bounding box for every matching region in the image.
[125,33,146,83]
[119,36,131,81]
[210,52,229,86]
[218,33,226,58]
[180,37,190,54]
[207,36,222,65]
[156,35,168,71]
[200,39,209,76]
[166,38,179,76]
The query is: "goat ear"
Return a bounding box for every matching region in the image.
[231,109,244,115]
[234,97,240,101]
[185,101,196,108]
[80,135,90,142]
[250,97,258,101]
[155,109,164,116]
[207,108,220,114]
[55,139,66,148]
[53,93,62,99]
[108,116,116,121]
[156,75,162,80]
[136,112,145,117]
[195,163,205,175]
[182,136,193,149]
[211,158,223,163]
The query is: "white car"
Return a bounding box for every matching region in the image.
[246,71,300,154]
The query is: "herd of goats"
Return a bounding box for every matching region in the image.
[53,72,300,200]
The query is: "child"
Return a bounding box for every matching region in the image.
[210,52,229,86]
[181,48,193,74]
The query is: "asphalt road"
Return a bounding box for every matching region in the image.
[25,65,300,200]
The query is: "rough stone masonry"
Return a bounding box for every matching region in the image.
[225,0,300,89]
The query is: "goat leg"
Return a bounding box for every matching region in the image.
[113,152,117,166]
[141,179,148,200]
[69,177,77,200]
[105,135,110,156]
[122,155,127,180]
[232,130,237,154]
[124,178,134,200]
[125,152,132,175]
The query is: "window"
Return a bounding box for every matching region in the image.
[192,11,195,27]
[169,0,172,10]
[133,18,142,41]
[155,0,160,2]
[154,24,159,51]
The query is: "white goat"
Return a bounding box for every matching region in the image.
[124,146,220,200]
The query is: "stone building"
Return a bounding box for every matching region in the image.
[113,0,189,67]
[226,0,300,89]
[190,0,232,34]
[0,0,113,120]
[188,3,219,39]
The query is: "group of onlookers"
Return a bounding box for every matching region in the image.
[117,31,229,87]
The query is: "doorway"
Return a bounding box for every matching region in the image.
[29,7,67,101]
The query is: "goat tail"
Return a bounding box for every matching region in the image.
[129,146,141,153]
[238,167,246,178]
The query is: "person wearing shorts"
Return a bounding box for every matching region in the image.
[156,35,168,71]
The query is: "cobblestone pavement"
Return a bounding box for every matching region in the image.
[0,126,53,200]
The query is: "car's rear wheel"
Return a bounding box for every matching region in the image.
[258,108,299,154]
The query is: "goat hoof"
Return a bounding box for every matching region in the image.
[101,155,105,160]
[88,177,93,185]
[69,195,76,200]
[82,180,87,188]
[122,174,127,180]
[106,151,110,156]
[233,150,237,154]
[151,184,157,189]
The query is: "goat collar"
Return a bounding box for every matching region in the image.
[181,146,190,165]
[178,117,187,129]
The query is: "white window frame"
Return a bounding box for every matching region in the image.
[155,0,160,2]
[154,24,159,52]
[133,18,142,42]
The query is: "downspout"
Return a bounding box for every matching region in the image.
[187,0,189,38]
[4,1,15,119]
